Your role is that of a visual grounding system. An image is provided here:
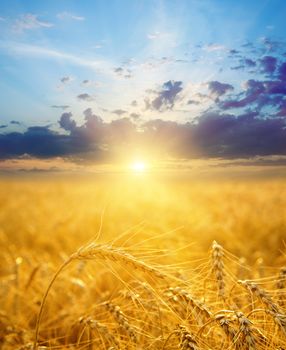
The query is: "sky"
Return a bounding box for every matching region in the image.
[0,0,286,173]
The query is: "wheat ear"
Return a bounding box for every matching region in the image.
[34,243,165,349]
[104,301,137,343]
[211,241,225,299]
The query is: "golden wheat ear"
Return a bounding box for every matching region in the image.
[211,240,225,299]
[33,242,167,349]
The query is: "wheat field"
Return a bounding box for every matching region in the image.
[1,174,286,350]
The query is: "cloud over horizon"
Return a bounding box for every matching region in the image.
[1,106,286,163]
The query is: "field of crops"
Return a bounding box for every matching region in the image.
[1,175,286,349]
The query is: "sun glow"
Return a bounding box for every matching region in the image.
[131,161,146,172]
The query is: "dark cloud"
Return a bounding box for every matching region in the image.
[187,100,200,105]
[208,81,234,100]
[146,112,286,159]
[276,99,286,116]
[241,42,253,48]
[60,76,71,84]
[114,67,123,73]
[131,100,137,107]
[229,49,240,55]
[0,127,73,159]
[231,58,256,70]
[0,125,7,129]
[51,105,70,110]
[261,37,283,52]
[77,93,94,101]
[260,56,277,75]
[112,109,127,116]
[220,79,264,109]
[1,109,286,161]
[59,112,77,131]
[279,61,286,81]
[130,113,140,119]
[146,80,183,111]
[113,66,132,79]
[243,58,256,67]
[10,120,21,125]
[220,72,286,111]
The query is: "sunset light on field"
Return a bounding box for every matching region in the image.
[1,1,286,349]
[131,161,147,173]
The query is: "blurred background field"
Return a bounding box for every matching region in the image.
[1,174,285,265]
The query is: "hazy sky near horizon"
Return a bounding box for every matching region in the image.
[1,0,286,170]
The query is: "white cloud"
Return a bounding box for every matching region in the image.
[57,12,85,21]
[147,31,161,40]
[0,41,111,73]
[203,43,226,52]
[13,14,53,33]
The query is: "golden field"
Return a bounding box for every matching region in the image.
[1,174,286,350]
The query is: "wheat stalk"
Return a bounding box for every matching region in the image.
[177,324,199,350]
[235,312,256,350]
[78,316,120,349]
[239,280,281,313]
[165,287,211,325]
[33,243,165,349]
[104,301,137,343]
[211,241,225,299]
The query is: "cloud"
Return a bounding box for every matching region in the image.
[1,42,110,73]
[13,14,53,33]
[57,12,85,21]
[0,127,69,159]
[187,100,200,105]
[113,66,132,79]
[276,99,286,116]
[259,56,277,75]
[60,76,72,84]
[59,112,77,131]
[130,113,140,119]
[1,109,286,162]
[146,80,183,111]
[219,67,286,111]
[243,58,256,67]
[194,112,286,158]
[229,49,240,55]
[208,81,234,100]
[279,61,286,81]
[114,67,124,73]
[112,109,127,116]
[260,37,283,52]
[203,43,226,52]
[147,31,161,40]
[51,105,70,110]
[0,125,7,129]
[77,93,94,101]
[10,120,21,125]
[231,58,256,70]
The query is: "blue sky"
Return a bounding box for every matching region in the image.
[0,0,286,169]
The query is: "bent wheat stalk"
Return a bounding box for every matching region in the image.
[33,243,165,349]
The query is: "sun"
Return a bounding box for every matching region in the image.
[131,161,146,173]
